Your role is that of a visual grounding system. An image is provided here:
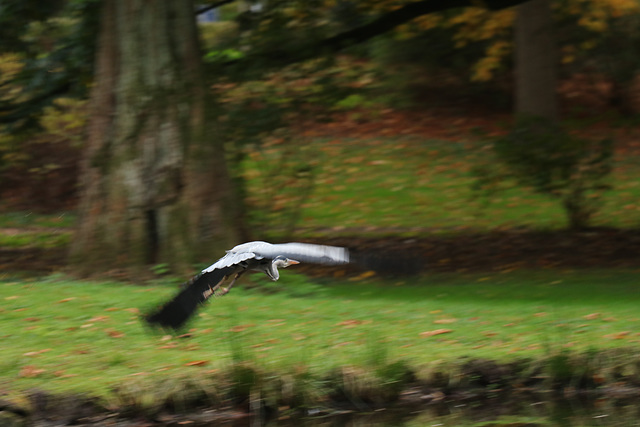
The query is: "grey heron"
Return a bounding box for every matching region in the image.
[145,241,349,330]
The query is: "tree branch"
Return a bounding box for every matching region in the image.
[225,0,530,70]
[325,0,529,51]
[195,0,235,16]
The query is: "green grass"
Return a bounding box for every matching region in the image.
[0,211,74,249]
[0,231,70,248]
[2,269,639,399]
[0,211,75,229]
[243,137,640,236]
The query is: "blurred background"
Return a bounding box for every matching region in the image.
[2,0,640,425]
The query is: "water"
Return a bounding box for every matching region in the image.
[260,395,640,427]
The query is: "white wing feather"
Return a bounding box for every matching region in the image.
[255,242,349,265]
[201,241,349,273]
[202,251,259,273]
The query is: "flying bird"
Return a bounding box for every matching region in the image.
[145,241,350,330]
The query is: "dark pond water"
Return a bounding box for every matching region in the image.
[12,394,640,426]
[156,395,640,427]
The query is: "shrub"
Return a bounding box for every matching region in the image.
[474,117,613,230]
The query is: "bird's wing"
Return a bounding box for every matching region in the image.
[145,266,236,330]
[255,242,349,265]
[203,251,260,273]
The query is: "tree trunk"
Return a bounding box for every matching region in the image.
[70,0,238,274]
[514,0,558,122]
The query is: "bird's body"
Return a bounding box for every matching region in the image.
[145,241,349,330]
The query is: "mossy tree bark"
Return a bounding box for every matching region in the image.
[70,0,238,274]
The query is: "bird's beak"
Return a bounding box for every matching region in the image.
[288,259,300,265]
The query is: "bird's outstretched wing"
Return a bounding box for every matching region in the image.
[255,242,349,265]
[203,251,258,272]
[145,266,235,330]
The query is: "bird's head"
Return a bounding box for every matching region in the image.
[267,256,300,280]
[274,256,300,268]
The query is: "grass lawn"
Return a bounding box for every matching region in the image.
[2,269,639,400]
[244,136,640,237]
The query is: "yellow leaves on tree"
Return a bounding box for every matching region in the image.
[393,0,640,81]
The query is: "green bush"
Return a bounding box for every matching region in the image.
[474,117,613,230]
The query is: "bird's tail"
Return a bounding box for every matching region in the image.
[144,274,205,330]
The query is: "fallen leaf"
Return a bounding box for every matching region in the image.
[23,349,52,357]
[349,271,376,281]
[434,318,457,324]
[57,298,76,303]
[185,360,209,367]
[53,370,77,378]
[420,329,453,337]
[228,324,255,333]
[89,315,110,322]
[20,365,45,378]
[337,319,362,328]
[583,313,601,320]
[159,343,177,349]
[605,331,630,340]
[593,373,606,384]
[105,329,125,338]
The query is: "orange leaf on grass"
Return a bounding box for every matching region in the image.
[337,319,363,328]
[185,360,209,367]
[228,324,255,333]
[583,313,601,320]
[159,344,177,349]
[420,329,453,337]
[105,329,125,338]
[433,318,457,324]
[57,298,76,303]
[20,365,46,378]
[605,331,630,340]
[23,349,52,357]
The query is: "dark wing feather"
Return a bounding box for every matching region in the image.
[145,266,235,330]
